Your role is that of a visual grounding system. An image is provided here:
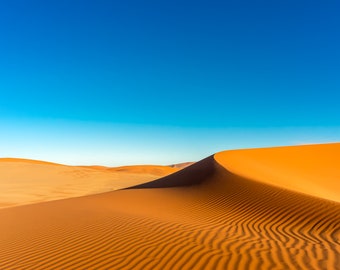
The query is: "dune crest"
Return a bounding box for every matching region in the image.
[0,144,339,269]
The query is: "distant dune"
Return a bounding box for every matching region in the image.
[0,159,178,208]
[0,143,339,269]
[109,165,178,176]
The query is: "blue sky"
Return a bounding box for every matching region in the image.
[1,0,339,165]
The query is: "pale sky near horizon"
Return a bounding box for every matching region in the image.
[1,0,339,165]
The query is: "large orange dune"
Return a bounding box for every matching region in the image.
[0,143,340,269]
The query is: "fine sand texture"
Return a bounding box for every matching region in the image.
[0,158,177,209]
[0,143,339,269]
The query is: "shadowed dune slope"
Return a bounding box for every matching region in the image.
[0,144,339,269]
[128,156,215,189]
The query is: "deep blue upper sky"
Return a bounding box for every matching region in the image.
[0,0,339,164]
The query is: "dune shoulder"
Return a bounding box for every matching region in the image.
[215,143,340,202]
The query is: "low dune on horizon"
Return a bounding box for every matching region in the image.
[0,143,340,269]
[0,158,180,209]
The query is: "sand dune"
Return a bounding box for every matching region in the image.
[0,144,339,269]
[109,165,178,176]
[0,158,178,208]
[216,143,340,203]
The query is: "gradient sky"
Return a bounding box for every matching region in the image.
[1,0,339,165]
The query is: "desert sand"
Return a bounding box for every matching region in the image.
[0,158,177,208]
[0,143,339,269]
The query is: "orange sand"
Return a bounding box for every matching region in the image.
[216,143,340,202]
[0,143,339,269]
[0,158,177,208]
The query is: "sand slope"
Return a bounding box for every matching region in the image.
[216,143,340,203]
[0,144,339,269]
[0,158,177,208]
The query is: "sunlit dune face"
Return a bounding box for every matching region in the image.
[215,143,340,202]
